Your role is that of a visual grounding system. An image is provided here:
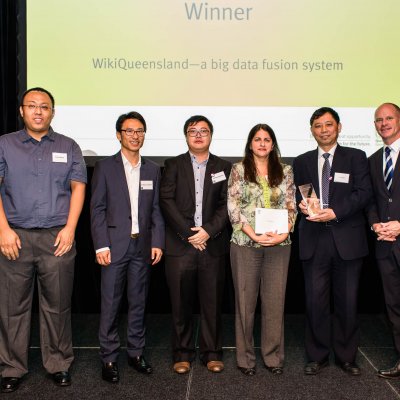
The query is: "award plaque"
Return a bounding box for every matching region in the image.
[255,208,289,234]
[298,183,321,217]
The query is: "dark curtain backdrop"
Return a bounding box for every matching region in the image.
[0,0,385,314]
[0,0,25,134]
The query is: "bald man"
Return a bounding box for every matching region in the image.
[368,102,400,379]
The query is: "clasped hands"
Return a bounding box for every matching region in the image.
[255,231,288,247]
[373,221,400,242]
[299,200,336,222]
[188,226,210,251]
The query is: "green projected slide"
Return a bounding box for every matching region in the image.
[27,0,399,156]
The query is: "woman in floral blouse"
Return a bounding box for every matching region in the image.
[227,123,296,376]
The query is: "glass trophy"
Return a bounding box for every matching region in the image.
[298,183,321,217]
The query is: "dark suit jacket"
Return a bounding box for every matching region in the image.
[90,152,165,264]
[160,152,231,257]
[367,147,400,260]
[293,145,372,261]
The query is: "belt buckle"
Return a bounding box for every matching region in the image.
[130,233,139,239]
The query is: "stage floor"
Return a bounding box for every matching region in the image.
[5,314,400,399]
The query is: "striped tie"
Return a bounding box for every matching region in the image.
[321,153,331,208]
[384,146,394,191]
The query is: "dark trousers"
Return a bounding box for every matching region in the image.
[376,253,400,355]
[165,247,225,363]
[302,227,362,363]
[0,228,75,378]
[99,238,150,362]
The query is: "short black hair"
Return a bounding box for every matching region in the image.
[21,87,55,108]
[183,115,213,135]
[310,107,340,126]
[115,111,147,132]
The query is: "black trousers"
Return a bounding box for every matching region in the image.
[165,247,226,363]
[376,252,400,356]
[302,227,363,363]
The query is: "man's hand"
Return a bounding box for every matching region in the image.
[373,221,400,242]
[96,249,111,266]
[188,227,210,249]
[299,200,309,216]
[54,225,75,257]
[307,208,336,223]
[0,226,21,260]
[151,248,163,265]
[191,243,207,251]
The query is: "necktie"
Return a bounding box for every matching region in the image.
[384,146,394,191]
[321,153,331,208]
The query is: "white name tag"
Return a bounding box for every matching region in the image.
[334,172,350,183]
[140,180,153,190]
[52,152,67,163]
[211,171,226,184]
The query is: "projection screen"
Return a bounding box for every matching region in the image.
[26,0,399,157]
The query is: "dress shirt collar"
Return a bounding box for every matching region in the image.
[19,127,56,143]
[385,137,400,154]
[121,151,141,170]
[189,151,209,165]
[318,144,337,159]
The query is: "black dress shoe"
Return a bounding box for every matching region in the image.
[238,366,256,376]
[265,366,283,375]
[128,355,153,374]
[52,371,71,386]
[1,377,21,393]
[336,361,361,376]
[377,360,400,379]
[304,360,329,375]
[102,362,119,383]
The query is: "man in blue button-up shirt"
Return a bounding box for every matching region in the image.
[0,87,87,393]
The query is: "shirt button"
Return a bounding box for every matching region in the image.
[389,198,393,203]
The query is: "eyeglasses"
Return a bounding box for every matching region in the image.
[120,128,145,137]
[22,104,53,112]
[187,128,210,137]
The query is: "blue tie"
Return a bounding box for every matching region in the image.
[384,146,394,191]
[322,153,331,208]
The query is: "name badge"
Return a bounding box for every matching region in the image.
[52,152,67,163]
[334,172,350,183]
[211,171,226,184]
[140,180,153,190]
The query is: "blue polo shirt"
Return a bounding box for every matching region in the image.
[0,128,87,228]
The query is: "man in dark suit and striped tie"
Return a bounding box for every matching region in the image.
[293,107,372,376]
[368,103,400,379]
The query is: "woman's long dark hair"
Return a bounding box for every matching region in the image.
[242,123,283,187]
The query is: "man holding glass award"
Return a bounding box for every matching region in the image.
[293,107,372,377]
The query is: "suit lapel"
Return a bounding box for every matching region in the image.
[391,149,400,193]
[203,153,215,205]
[114,152,131,206]
[375,149,390,195]
[138,158,147,209]
[183,152,196,203]
[307,150,320,197]
[329,145,346,198]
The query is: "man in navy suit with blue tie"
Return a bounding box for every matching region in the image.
[368,103,400,378]
[293,107,372,376]
[91,111,165,383]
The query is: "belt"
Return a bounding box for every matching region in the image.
[130,233,140,239]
